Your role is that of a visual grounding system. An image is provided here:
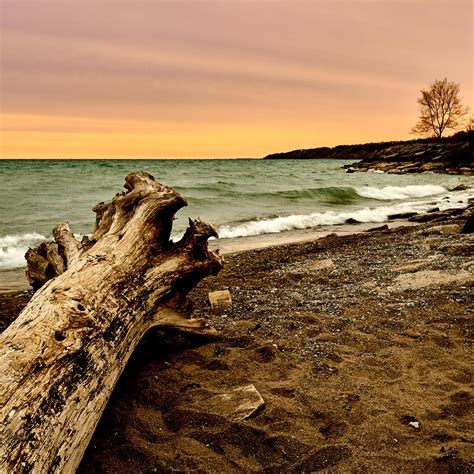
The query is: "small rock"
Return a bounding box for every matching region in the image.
[451,184,469,191]
[307,259,335,272]
[420,224,461,235]
[439,243,474,256]
[409,211,453,223]
[206,384,265,422]
[388,212,418,220]
[390,258,434,273]
[461,215,474,234]
[390,270,473,291]
[366,224,389,232]
[409,421,420,429]
[292,259,335,275]
[208,290,232,310]
[421,236,443,252]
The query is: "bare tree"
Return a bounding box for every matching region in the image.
[412,78,469,139]
[466,115,474,132]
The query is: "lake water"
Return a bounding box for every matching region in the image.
[0,159,472,270]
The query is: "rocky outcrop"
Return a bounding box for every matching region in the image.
[343,138,472,175]
[264,142,392,161]
[264,131,473,175]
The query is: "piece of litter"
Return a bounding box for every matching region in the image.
[206,384,265,422]
[408,421,420,429]
[208,290,232,310]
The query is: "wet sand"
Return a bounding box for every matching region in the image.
[0,221,416,294]
[209,221,417,255]
[0,268,30,294]
[1,214,472,472]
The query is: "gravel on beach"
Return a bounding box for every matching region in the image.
[1,215,473,472]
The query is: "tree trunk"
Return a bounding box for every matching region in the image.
[0,172,223,473]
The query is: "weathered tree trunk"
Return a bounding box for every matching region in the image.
[0,172,223,473]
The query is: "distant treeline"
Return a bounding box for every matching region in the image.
[263,130,474,160]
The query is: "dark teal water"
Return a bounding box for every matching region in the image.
[0,159,472,269]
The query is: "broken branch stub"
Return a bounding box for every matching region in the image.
[0,172,223,473]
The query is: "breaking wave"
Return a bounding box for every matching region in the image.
[218,207,410,238]
[218,188,471,239]
[0,233,47,270]
[355,184,447,200]
[186,184,450,206]
[248,187,360,204]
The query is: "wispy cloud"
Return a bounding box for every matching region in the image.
[1,0,472,157]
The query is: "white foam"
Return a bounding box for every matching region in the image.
[355,184,447,200]
[218,206,409,238]
[218,188,473,239]
[436,189,473,211]
[0,233,47,269]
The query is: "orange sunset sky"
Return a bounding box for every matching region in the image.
[0,0,472,159]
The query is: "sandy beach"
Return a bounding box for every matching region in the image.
[0,221,417,295]
[1,213,472,472]
[2,1,472,471]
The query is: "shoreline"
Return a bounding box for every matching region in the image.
[0,221,420,294]
[2,214,472,471]
[82,215,473,471]
[264,132,473,176]
[0,268,30,294]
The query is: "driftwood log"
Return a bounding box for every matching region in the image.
[0,172,223,473]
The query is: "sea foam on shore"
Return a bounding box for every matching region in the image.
[355,184,446,200]
[0,233,46,270]
[218,187,472,238]
[1,159,472,270]
[1,184,473,268]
